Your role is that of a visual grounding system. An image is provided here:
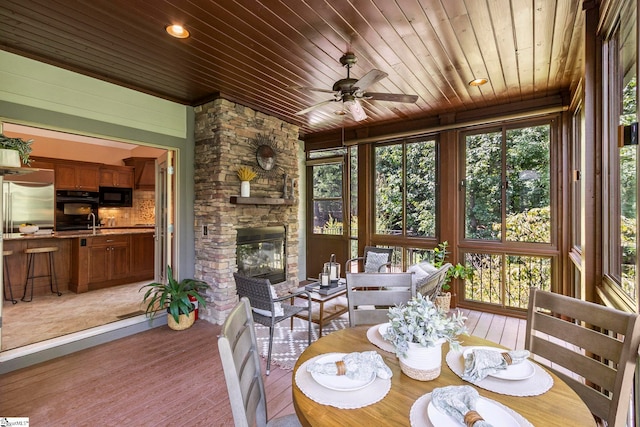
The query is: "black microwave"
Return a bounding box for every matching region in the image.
[99,187,133,207]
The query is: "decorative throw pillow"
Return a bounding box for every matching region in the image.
[251,285,285,317]
[407,261,438,287]
[364,252,390,272]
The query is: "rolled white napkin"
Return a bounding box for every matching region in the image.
[306,351,393,381]
[462,348,531,381]
[431,385,493,427]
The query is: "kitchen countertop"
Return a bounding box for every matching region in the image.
[3,227,154,240]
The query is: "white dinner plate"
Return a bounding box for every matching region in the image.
[427,397,520,426]
[462,346,535,381]
[310,353,376,391]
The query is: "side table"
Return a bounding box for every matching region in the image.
[290,283,348,336]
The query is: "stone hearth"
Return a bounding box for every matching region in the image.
[193,98,301,324]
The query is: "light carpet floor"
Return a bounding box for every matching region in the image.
[254,316,349,370]
[1,281,148,351]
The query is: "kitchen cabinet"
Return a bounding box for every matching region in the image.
[86,235,130,287]
[70,234,131,292]
[55,161,100,191]
[123,157,155,190]
[99,165,134,188]
[131,232,154,277]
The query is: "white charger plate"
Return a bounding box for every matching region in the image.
[462,346,535,381]
[378,323,389,338]
[310,353,376,391]
[427,398,519,426]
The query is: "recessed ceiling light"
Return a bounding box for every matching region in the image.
[165,24,190,39]
[334,110,347,116]
[469,78,488,86]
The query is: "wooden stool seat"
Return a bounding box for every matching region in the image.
[22,246,61,302]
[3,250,17,304]
[24,247,59,254]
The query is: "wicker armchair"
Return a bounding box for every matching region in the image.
[345,246,394,273]
[233,273,312,375]
[416,263,452,301]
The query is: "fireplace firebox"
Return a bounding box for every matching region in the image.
[236,226,286,284]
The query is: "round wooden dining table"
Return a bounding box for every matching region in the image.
[292,326,596,427]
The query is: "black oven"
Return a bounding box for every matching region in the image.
[55,190,99,230]
[99,187,133,207]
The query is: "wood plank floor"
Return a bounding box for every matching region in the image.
[0,309,525,426]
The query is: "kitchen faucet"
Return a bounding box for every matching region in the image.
[88,212,96,235]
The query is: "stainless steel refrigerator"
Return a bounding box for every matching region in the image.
[3,169,55,233]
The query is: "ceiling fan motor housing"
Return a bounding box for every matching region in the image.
[333,78,358,93]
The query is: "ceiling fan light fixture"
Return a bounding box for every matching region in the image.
[469,77,488,86]
[165,24,190,39]
[345,99,367,121]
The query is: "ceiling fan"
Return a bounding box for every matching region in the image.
[293,53,418,122]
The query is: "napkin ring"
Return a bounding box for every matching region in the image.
[335,360,347,376]
[464,410,485,427]
[501,352,513,365]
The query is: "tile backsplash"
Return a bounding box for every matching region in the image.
[98,190,155,226]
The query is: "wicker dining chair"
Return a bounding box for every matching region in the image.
[233,273,312,375]
[218,297,302,427]
[526,287,640,427]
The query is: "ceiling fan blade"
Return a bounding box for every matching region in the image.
[353,69,388,91]
[289,85,337,94]
[345,99,368,121]
[364,92,418,103]
[295,99,337,115]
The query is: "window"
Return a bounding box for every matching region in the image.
[462,122,554,309]
[311,156,344,235]
[374,138,437,237]
[617,0,638,302]
[464,124,551,243]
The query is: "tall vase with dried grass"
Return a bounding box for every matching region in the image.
[237,166,257,197]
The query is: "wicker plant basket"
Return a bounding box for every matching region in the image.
[398,340,444,381]
[434,292,451,313]
[167,310,195,331]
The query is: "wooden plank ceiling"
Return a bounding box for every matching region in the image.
[0,0,584,140]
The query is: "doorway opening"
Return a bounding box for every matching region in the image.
[0,122,173,352]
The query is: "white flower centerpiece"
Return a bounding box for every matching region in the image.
[384,293,467,381]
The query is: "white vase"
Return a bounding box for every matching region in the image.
[240,181,250,197]
[399,339,445,381]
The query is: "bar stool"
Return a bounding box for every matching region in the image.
[22,247,62,302]
[3,250,17,304]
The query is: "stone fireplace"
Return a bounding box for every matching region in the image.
[193,98,301,324]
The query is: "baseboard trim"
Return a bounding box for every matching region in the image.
[0,313,166,374]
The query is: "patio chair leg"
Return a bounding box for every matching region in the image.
[267,326,274,375]
[307,304,312,345]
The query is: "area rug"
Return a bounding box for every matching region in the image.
[254,316,348,370]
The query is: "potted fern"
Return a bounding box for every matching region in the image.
[140,265,209,330]
[432,241,473,312]
[0,133,33,167]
